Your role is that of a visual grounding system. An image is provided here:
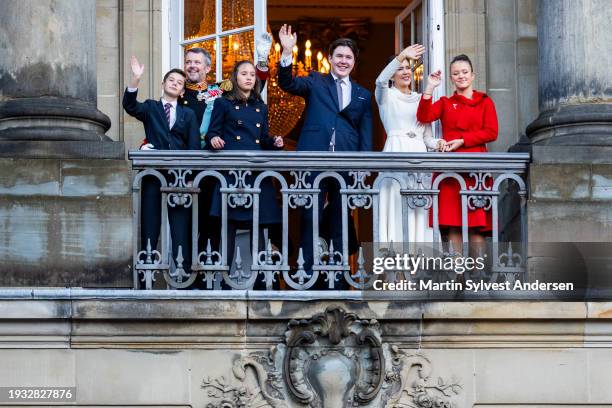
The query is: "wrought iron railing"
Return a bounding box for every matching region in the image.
[129,151,530,291]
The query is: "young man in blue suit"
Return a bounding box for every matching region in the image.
[278,25,373,283]
[123,56,200,281]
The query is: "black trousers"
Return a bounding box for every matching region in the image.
[299,177,348,289]
[140,177,192,276]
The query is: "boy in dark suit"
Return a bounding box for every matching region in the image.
[123,56,200,281]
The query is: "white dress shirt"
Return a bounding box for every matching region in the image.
[281,54,352,109]
[330,73,351,110]
[126,88,178,129]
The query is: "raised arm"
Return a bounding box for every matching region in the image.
[122,56,148,121]
[375,44,425,105]
[277,24,313,97]
[416,69,444,123]
[255,32,272,88]
[374,58,398,105]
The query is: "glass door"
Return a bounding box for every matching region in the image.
[394,0,445,96]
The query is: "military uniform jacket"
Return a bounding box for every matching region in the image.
[206,96,278,150]
[207,95,282,224]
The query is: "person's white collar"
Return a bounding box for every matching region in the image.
[161,97,177,108]
[331,72,349,84]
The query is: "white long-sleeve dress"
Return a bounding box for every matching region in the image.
[376,58,435,248]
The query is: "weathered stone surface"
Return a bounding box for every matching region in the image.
[0,297,610,405]
[0,159,60,196]
[0,349,76,386]
[71,299,247,320]
[61,160,130,196]
[530,164,591,200]
[528,201,612,241]
[0,197,131,287]
[591,165,612,201]
[474,349,590,403]
[0,1,117,148]
[527,0,612,146]
[75,349,190,404]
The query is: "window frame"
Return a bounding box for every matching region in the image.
[394,0,445,96]
[166,0,266,83]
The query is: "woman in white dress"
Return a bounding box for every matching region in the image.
[376,45,443,250]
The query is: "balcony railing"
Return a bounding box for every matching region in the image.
[129,151,530,291]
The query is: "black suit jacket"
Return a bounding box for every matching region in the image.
[123,89,200,150]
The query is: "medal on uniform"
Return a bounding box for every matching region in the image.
[196,83,207,101]
[197,87,205,101]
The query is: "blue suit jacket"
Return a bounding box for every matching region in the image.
[278,64,373,151]
[122,88,200,150]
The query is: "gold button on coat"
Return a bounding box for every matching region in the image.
[236,136,241,140]
[256,123,261,127]
[255,139,260,144]
[256,108,260,112]
[235,106,239,110]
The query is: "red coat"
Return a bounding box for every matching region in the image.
[416,91,498,230]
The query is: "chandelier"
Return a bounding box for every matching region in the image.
[183,0,336,140]
[267,38,334,140]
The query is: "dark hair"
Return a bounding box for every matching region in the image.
[185,47,212,66]
[328,38,359,59]
[163,68,187,82]
[450,54,473,72]
[225,60,262,102]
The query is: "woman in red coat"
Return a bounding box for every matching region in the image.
[416,54,498,254]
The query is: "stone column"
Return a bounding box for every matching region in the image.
[527,0,611,146]
[0,0,123,158]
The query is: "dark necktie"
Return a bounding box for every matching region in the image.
[164,103,172,127]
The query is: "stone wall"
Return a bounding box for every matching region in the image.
[1,293,612,406]
[96,0,163,150]
[444,0,539,152]
[0,159,132,287]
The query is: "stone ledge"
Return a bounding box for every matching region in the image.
[0,140,125,159]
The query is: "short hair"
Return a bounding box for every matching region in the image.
[185,47,212,67]
[328,38,359,59]
[450,54,473,72]
[163,68,187,82]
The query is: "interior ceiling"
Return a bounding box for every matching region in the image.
[267,0,409,23]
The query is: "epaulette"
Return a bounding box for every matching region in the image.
[218,79,233,92]
[185,82,205,91]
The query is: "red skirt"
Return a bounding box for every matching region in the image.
[429,173,492,232]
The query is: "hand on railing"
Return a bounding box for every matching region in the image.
[273,136,284,148]
[140,143,155,151]
[210,136,225,150]
[443,139,464,152]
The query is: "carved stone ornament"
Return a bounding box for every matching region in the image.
[202,306,462,408]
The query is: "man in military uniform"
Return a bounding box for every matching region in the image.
[139,34,273,289]
[141,33,273,149]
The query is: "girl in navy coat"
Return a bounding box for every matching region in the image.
[207,60,284,271]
